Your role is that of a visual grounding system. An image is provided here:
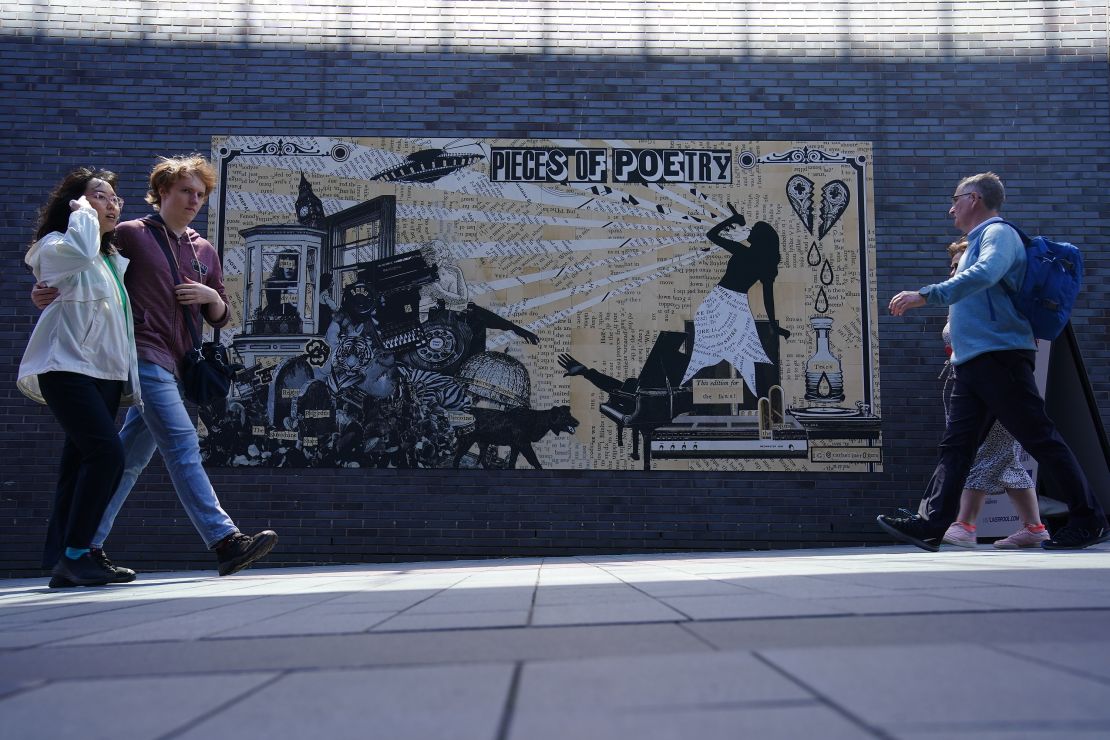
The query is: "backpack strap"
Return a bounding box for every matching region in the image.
[996,219,1032,246]
[146,219,204,352]
[986,219,1029,296]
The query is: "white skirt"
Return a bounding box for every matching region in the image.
[681,286,772,392]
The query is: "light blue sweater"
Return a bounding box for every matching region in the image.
[920,217,1035,366]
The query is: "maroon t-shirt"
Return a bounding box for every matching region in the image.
[113,215,230,377]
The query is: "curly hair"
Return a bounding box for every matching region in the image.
[33,167,118,254]
[946,237,969,258]
[145,154,217,209]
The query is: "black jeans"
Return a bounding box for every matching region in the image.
[38,372,125,567]
[919,349,1104,528]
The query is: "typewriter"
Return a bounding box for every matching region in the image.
[363,251,439,353]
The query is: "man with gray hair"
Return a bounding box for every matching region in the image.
[879,172,1107,551]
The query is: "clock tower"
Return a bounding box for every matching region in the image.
[295,172,326,228]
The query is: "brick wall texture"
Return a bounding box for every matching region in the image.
[1,2,1107,575]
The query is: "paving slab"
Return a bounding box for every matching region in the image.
[373,608,531,631]
[53,594,321,645]
[0,676,45,700]
[661,592,850,620]
[213,604,403,638]
[687,609,1110,651]
[896,725,1110,739]
[0,672,277,740]
[172,664,514,740]
[759,642,1110,735]
[509,651,868,740]
[0,622,711,680]
[509,703,874,740]
[2,543,1109,739]
[995,639,1110,683]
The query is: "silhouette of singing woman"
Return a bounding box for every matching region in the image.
[681,203,788,392]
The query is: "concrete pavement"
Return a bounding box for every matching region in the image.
[2,544,1110,739]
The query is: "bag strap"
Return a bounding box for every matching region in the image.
[996,219,1032,247]
[990,219,1031,296]
[147,218,204,352]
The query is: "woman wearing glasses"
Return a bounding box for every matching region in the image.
[17,168,141,587]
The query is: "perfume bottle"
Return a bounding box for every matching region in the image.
[804,316,845,403]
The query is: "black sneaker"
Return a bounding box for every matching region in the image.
[1041,520,1110,550]
[50,552,117,587]
[876,514,944,552]
[48,574,75,589]
[52,549,137,588]
[215,530,278,576]
[91,549,137,583]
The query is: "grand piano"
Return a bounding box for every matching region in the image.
[597,320,817,469]
[597,331,693,470]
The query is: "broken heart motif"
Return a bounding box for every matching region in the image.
[818,180,850,240]
[786,174,815,235]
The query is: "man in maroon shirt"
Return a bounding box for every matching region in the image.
[35,155,277,585]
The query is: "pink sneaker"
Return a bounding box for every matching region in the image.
[993,526,1050,549]
[942,522,977,548]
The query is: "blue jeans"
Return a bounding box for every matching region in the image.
[93,360,237,549]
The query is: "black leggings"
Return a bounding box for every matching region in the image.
[38,372,124,567]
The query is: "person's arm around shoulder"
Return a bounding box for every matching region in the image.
[31,282,59,309]
[110,219,142,260]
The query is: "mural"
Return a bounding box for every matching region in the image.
[200,137,881,471]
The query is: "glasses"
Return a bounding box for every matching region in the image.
[89,191,124,208]
[950,192,976,204]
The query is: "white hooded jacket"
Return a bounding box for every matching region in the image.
[17,203,141,407]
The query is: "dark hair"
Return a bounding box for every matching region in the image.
[749,221,779,250]
[748,221,781,274]
[33,167,118,254]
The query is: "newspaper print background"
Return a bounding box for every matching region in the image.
[200,137,881,472]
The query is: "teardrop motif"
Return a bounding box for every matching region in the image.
[815,286,829,313]
[807,241,821,266]
[820,259,834,286]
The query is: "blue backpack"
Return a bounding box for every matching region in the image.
[998,220,1083,341]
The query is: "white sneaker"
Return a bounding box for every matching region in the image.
[994,526,1050,549]
[942,523,977,548]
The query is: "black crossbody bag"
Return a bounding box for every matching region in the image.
[148,221,240,406]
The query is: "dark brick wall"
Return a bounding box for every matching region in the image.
[2,3,1107,575]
